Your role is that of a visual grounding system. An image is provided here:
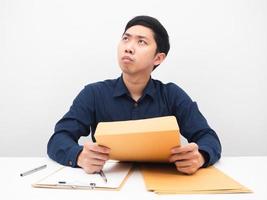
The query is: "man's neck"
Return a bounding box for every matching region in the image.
[122,73,150,102]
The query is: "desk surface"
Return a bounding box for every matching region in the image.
[1,156,266,200]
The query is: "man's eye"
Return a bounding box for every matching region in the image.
[122,37,128,41]
[138,40,147,45]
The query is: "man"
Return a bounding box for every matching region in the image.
[47,15,221,175]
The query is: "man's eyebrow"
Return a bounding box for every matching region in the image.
[123,33,149,40]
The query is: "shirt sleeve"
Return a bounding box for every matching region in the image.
[167,83,222,167]
[47,85,96,167]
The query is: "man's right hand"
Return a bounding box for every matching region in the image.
[77,141,110,174]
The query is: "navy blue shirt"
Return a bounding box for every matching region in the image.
[47,76,221,168]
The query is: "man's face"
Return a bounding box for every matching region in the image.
[117,25,162,76]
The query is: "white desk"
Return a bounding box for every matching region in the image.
[1,156,266,200]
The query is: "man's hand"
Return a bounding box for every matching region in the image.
[169,143,205,175]
[77,141,110,174]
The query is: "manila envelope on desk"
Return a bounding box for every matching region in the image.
[95,116,180,162]
[140,163,252,194]
[95,116,252,195]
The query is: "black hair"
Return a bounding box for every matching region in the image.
[124,15,170,69]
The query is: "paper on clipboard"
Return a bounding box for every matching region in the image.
[32,161,132,190]
[95,116,180,162]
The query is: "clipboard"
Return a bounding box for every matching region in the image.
[32,161,132,190]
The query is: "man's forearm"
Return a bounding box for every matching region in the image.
[47,132,83,167]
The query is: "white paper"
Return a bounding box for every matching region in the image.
[37,161,132,189]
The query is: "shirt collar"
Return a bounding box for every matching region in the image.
[113,75,156,100]
[142,77,156,100]
[113,76,129,97]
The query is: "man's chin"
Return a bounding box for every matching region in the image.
[120,65,135,73]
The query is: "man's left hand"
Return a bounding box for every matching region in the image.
[169,142,205,175]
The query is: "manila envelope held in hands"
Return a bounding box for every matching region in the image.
[94,116,180,162]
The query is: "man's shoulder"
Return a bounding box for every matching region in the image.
[152,78,191,103]
[152,78,185,93]
[84,77,119,90]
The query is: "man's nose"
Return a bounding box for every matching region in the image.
[124,43,135,54]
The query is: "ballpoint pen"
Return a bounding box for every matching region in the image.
[20,164,47,177]
[99,170,108,183]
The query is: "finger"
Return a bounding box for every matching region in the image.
[171,143,198,154]
[172,143,198,153]
[82,158,106,172]
[175,160,192,168]
[93,165,104,173]
[90,151,109,161]
[89,143,110,154]
[83,141,94,151]
[169,151,198,162]
[84,164,103,174]
[84,141,110,154]
[176,165,197,175]
[88,158,106,166]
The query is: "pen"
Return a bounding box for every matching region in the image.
[20,164,47,177]
[99,170,107,183]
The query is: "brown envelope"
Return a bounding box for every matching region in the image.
[140,163,252,194]
[95,116,180,162]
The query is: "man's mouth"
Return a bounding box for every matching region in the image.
[121,56,134,62]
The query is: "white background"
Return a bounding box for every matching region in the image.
[0,0,266,156]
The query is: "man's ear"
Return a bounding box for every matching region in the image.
[153,53,166,66]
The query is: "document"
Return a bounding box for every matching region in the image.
[32,161,132,190]
[95,116,180,162]
[140,163,252,194]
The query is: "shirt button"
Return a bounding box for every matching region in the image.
[134,103,138,107]
[68,161,72,166]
